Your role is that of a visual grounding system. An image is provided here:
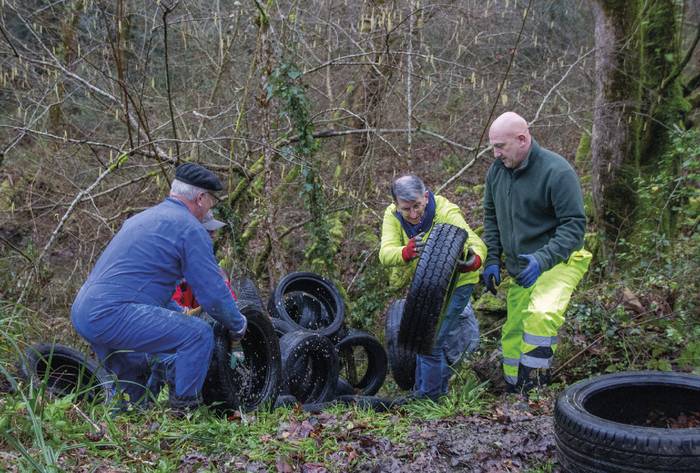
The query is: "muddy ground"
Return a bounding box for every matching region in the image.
[226,396,560,473]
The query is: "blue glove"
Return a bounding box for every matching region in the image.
[516,254,541,288]
[482,264,501,295]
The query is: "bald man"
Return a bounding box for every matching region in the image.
[482,112,591,394]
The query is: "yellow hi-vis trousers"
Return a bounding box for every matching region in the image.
[501,249,592,386]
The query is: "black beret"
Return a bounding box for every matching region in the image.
[175,163,223,192]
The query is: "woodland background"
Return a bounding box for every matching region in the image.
[0,0,698,469]
[1,0,699,367]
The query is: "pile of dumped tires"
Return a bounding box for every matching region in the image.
[260,272,391,411]
[15,271,391,413]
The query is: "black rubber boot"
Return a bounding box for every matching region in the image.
[516,365,551,395]
[169,392,203,417]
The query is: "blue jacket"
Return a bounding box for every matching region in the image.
[72,197,245,333]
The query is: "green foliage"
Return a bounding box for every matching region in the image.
[347,262,393,332]
[268,61,338,276]
[401,370,487,420]
[617,128,699,263]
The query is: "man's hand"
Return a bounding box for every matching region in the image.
[401,232,426,262]
[185,307,202,316]
[457,248,482,272]
[482,264,501,295]
[516,254,541,288]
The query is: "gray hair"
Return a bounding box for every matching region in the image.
[170,179,206,201]
[391,175,426,202]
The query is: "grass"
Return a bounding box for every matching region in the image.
[0,359,492,472]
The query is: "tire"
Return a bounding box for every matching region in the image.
[554,371,700,472]
[400,223,467,355]
[233,277,265,311]
[213,304,282,412]
[271,318,298,339]
[384,299,415,391]
[335,329,387,396]
[18,343,113,403]
[273,394,298,409]
[201,321,237,408]
[279,330,338,404]
[335,395,398,412]
[334,377,355,396]
[268,272,345,339]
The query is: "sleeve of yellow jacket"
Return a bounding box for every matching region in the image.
[379,204,408,267]
[435,196,487,286]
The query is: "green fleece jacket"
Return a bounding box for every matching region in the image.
[483,139,586,277]
[379,195,487,290]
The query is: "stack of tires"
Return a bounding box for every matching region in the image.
[384,224,468,390]
[268,272,390,410]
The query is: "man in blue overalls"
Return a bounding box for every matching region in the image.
[71,163,246,412]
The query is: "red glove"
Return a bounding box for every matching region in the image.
[457,249,482,272]
[402,237,419,262]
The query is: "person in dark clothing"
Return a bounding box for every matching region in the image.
[71,163,246,412]
[482,112,591,393]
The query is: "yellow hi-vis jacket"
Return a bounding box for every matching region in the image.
[379,195,487,290]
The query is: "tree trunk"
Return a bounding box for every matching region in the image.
[590,0,687,265]
[590,1,639,263]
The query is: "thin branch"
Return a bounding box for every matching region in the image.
[532,48,595,124]
[161,2,181,159]
[435,145,492,194]
[660,20,700,93]
[0,235,34,264]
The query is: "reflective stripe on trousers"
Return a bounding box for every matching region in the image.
[501,249,591,379]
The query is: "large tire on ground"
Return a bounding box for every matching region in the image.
[335,329,387,396]
[213,305,282,412]
[18,343,113,403]
[279,330,338,404]
[268,272,345,339]
[384,299,415,391]
[400,223,467,355]
[554,371,700,472]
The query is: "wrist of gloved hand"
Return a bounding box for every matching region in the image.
[230,316,247,340]
[458,253,482,272]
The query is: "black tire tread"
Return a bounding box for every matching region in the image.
[385,299,415,390]
[400,224,467,354]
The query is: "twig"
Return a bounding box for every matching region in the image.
[0,235,34,264]
[347,249,377,292]
[161,2,180,159]
[532,48,595,124]
[435,145,492,195]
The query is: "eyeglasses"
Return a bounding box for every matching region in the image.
[201,191,220,207]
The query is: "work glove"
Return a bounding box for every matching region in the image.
[516,254,541,288]
[457,248,482,272]
[482,264,501,295]
[184,307,202,316]
[401,232,426,262]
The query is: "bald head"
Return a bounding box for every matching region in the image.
[488,112,532,169]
